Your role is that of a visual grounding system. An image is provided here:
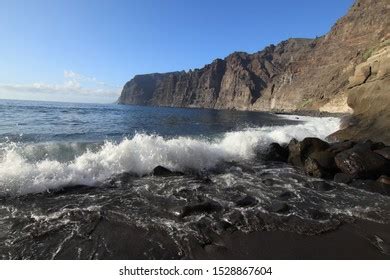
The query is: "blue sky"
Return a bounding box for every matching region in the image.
[0,0,353,103]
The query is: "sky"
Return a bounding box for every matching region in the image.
[0,0,354,103]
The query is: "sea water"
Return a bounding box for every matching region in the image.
[0,99,389,259]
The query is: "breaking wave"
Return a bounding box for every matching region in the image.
[0,116,340,195]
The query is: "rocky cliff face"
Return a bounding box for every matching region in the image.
[330,43,390,144]
[118,0,390,136]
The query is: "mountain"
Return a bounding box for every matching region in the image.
[118,0,390,143]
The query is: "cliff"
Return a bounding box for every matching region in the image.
[330,44,390,144]
[118,0,390,141]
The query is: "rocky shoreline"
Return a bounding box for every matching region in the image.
[148,134,390,197]
[274,111,348,118]
[96,145,390,259]
[137,135,390,224]
[2,136,390,259]
[264,138,390,196]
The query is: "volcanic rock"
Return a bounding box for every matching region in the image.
[327,140,356,154]
[263,142,289,162]
[334,146,390,179]
[152,166,183,176]
[288,138,330,167]
[304,150,337,178]
[374,147,390,160]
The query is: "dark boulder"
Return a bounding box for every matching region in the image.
[304,151,338,178]
[352,141,372,151]
[180,201,223,218]
[287,139,303,167]
[334,173,353,184]
[263,142,289,162]
[152,165,183,176]
[288,137,330,167]
[152,166,173,176]
[269,201,290,213]
[287,138,301,166]
[327,140,356,154]
[300,137,330,152]
[235,195,257,207]
[370,142,386,151]
[358,140,386,151]
[334,145,390,179]
[304,157,326,178]
[312,151,337,170]
[374,147,390,160]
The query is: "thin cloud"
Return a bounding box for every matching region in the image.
[63,70,97,83]
[0,70,121,99]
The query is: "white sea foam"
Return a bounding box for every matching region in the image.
[0,115,340,195]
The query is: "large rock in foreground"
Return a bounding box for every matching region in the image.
[288,138,330,167]
[304,151,337,179]
[266,137,390,195]
[335,145,390,179]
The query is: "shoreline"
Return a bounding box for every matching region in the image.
[191,219,390,260]
[49,213,389,260]
[263,137,390,196]
[273,110,349,118]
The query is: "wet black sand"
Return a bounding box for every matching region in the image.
[192,220,390,259]
[51,216,390,260]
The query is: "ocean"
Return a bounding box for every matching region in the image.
[0,99,389,259]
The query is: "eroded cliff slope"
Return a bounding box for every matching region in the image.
[330,44,390,144]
